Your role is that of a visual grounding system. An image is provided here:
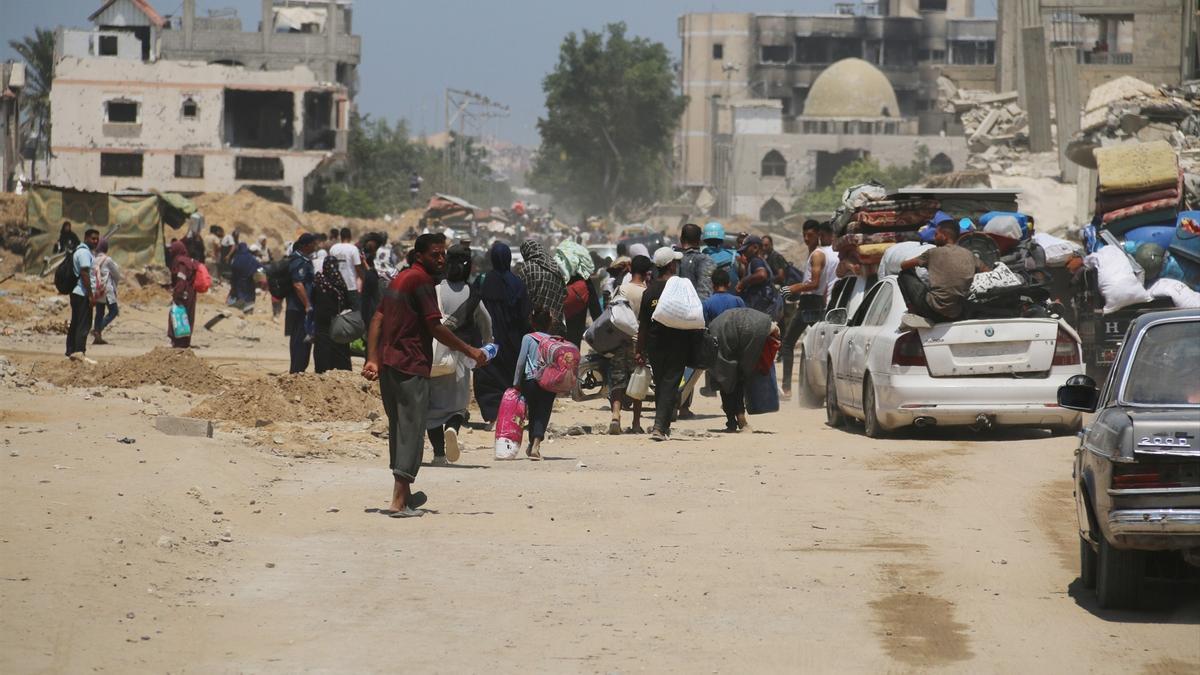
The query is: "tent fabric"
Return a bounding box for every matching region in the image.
[24,186,165,272]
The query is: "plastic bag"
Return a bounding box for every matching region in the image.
[626,366,651,401]
[651,277,705,330]
[1148,278,1200,308]
[968,262,1023,301]
[609,298,639,336]
[331,309,364,344]
[880,242,933,277]
[494,388,527,460]
[170,304,192,338]
[1084,245,1154,314]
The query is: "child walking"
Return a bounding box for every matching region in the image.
[513,309,557,461]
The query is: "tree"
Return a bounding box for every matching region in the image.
[531,23,687,219]
[309,112,511,217]
[8,28,55,176]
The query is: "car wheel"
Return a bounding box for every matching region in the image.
[825,363,845,428]
[1079,537,1097,590]
[863,375,885,438]
[797,348,822,408]
[1096,536,1144,609]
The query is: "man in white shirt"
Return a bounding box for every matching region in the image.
[328,226,364,310]
[67,228,101,363]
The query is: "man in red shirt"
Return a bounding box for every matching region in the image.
[362,233,486,517]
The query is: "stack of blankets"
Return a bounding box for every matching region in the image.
[833,195,936,270]
[1094,140,1181,248]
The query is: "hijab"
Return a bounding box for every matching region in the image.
[480,241,524,302]
[231,242,259,279]
[315,253,347,307]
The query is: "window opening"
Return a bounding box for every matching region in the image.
[106,100,138,123]
[100,153,143,177]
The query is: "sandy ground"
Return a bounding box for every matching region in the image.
[1,276,1197,673]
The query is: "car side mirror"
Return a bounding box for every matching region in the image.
[1058,374,1099,413]
[825,308,848,325]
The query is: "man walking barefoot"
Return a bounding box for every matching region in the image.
[361,233,486,518]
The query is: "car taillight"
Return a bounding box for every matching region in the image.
[1052,327,1081,366]
[1112,468,1181,490]
[892,330,926,367]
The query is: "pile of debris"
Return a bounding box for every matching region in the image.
[939,81,1029,154]
[1066,76,1200,175]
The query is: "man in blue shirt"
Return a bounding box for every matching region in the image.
[285,233,318,373]
[67,228,101,362]
[702,267,745,324]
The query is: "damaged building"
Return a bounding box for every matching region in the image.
[677,1,997,199]
[46,0,359,209]
[719,58,968,221]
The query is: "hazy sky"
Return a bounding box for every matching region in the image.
[2,0,997,146]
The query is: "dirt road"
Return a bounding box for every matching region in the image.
[1,285,1197,672]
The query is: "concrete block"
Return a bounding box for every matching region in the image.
[155,415,214,438]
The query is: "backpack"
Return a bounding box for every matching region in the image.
[563,279,589,318]
[193,263,212,294]
[54,248,81,295]
[532,333,580,394]
[266,257,294,299]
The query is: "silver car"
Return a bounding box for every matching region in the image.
[1058,309,1200,609]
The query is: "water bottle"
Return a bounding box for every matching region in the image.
[482,343,499,362]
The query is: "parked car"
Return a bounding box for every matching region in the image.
[796,275,868,406]
[824,276,1085,436]
[1058,308,1200,609]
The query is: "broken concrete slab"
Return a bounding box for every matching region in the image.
[155,416,214,438]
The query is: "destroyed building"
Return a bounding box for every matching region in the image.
[2,62,25,192]
[45,0,359,209]
[677,1,997,192]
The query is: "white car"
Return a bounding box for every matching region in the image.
[824,276,1085,436]
[796,275,867,406]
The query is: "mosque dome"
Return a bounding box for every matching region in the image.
[802,58,900,118]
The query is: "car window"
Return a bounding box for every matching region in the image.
[830,277,853,310]
[863,284,893,326]
[1121,320,1200,405]
[848,282,881,327]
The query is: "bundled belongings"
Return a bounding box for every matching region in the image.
[1093,142,1184,241]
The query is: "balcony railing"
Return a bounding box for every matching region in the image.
[1079,51,1133,65]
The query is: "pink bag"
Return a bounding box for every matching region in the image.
[533,334,580,395]
[494,387,527,459]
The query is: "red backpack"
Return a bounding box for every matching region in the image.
[193,263,212,294]
[532,333,580,394]
[563,279,588,318]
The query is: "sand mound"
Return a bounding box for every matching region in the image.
[187,369,383,425]
[190,192,400,255]
[37,347,229,393]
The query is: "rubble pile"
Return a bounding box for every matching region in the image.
[940,83,1029,152]
[1067,77,1200,175]
[37,347,230,393]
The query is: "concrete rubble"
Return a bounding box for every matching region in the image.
[1065,76,1200,175]
[938,79,1030,156]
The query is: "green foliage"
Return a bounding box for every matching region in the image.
[530,23,687,218]
[794,146,931,213]
[8,28,55,162]
[310,111,512,217]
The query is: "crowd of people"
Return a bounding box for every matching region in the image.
[58,212,984,518]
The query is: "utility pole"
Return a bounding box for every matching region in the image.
[443,88,510,194]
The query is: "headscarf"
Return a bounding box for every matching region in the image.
[315,253,347,307]
[445,243,473,283]
[554,240,594,281]
[519,239,566,316]
[480,242,525,301]
[231,242,259,280]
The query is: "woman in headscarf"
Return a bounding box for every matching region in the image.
[358,233,385,327]
[707,308,777,433]
[517,239,566,329]
[427,244,493,464]
[229,242,260,312]
[167,240,198,349]
[311,254,351,373]
[55,222,81,255]
[91,239,121,345]
[473,242,531,426]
